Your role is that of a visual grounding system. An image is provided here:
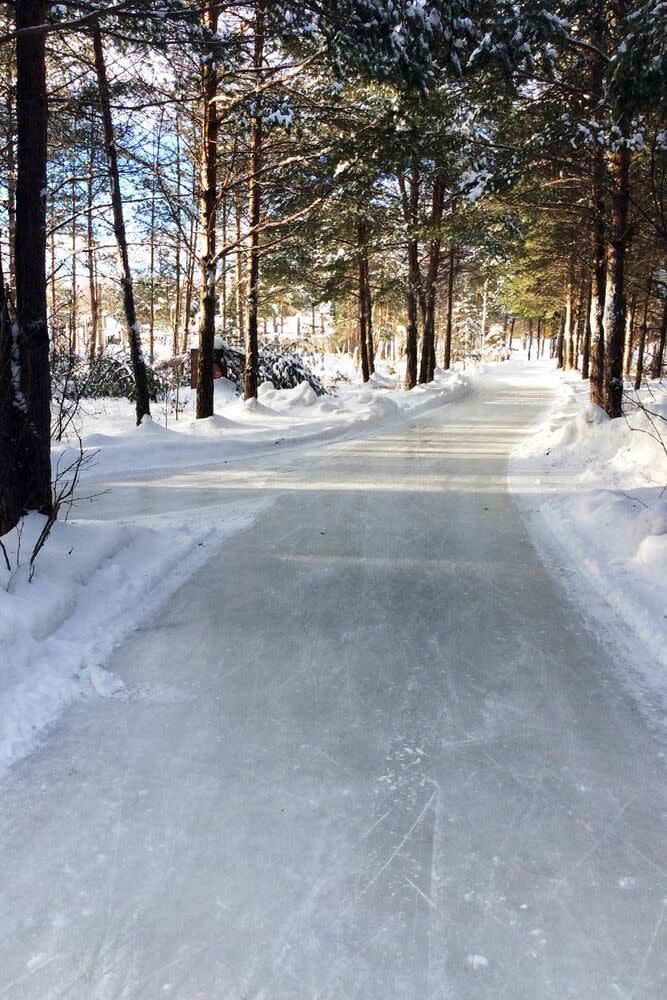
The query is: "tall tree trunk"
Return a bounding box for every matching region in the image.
[572,278,585,369]
[399,168,419,390]
[634,280,651,391]
[418,175,444,384]
[603,137,631,418]
[650,300,667,379]
[0,0,52,533]
[364,257,375,375]
[623,292,637,376]
[555,309,564,368]
[172,114,182,356]
[443,244,455,370]
[5,66,16,296]
[536,316,542,360]
[195,1,219,418]
[564,266,574,370]
[527,317,533,361]
[244,1,264,401]
[86,135,99,360]
[357,254,369,382]
[581,278,593,379]
[480,276,489,351]
[182,196,198,353]
[70,172,77,353]
[508,314,515,352]
[221,190,227,336]
[588,15,607,406]
[235,187,244,342]
[93,25,150,424]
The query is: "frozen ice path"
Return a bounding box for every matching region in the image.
[2,363,667,999]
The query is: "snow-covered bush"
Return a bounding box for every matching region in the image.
[215,343,327,396]
[52,348,167,404]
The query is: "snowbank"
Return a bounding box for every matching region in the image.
[511,368,667,710]
[1,365,469,776]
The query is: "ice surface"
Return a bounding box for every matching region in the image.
[1,364,666,999]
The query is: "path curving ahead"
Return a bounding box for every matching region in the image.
[1,362,666,1000]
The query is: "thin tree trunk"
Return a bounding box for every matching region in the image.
[357,254,369,382]
[556,310,565,368]
[195,1,219,418]
[508,315,515,352]
[650,300,667,379]
[172,114,182,355]
[634,280,651,391]
[5,66,16,295]
[86,136,99,360]
[443,244,455,370]
[581,278,593,379]
[182,200,197,354]
[418,175,444,384]
[364,257,375,375]
[221,191,227,336]
[536,317,542,360]
[564,266,574,370]
[70,172,77,353]
[480,276,489,351]
[93,25,150,424]
[588,25,607,406]
[148,121,162,365]
[527,317,533,360]
[244,2,264,401]
[399,168,419,390]
[623,292,637,376]
[603,137,631,418]
[233,188,243,343]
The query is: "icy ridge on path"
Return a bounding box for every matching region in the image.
[1,361,666,999]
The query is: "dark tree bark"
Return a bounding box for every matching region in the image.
[603,138,631,418]
[581,278,593,379]
[556,311,565,369]
[634,280,651,391]
[623,292,637,377]
[508,314,515,353]
[564,266,574,370]
[418,175,444,384]
[195,1,219,416]
[235,187,244,342]
[443,244,455,370]
[357,253,369,383]
[244,1,264,401]
[86,138,99,360]
[5,65,16,296]
[588,12,607,406]
[527,317,534,361]
[364,256,375,376]
[93,25,150,425]
[399,168,420,390]
[0,0,53,534]
[650,300,667,380]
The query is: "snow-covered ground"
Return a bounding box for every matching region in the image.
[0,366,468,775]
[2,361,666,999]
[510,362,667,717]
